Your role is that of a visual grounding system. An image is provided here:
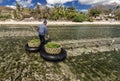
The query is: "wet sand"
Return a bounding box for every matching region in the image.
[0,21,120,26]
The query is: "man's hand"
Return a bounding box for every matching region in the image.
[45,35,50,40]
[47,35,50,39]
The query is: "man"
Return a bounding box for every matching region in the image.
[38,20,49,45]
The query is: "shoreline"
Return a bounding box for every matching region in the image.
[0,21,120,26]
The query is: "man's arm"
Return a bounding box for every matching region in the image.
[37,25,40,32]
[44,27,48,35]
[44,27,49,38]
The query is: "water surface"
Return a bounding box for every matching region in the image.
[48,25,120,40]
[0,25,120,41]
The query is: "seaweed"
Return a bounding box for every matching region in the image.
[45,42,61,48]
[0,26,120,81]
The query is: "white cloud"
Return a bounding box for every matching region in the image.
[46,0,74,4]
[0,0,3,3]
[46,4,54,8]
[79,9,88,12]
[78,0,120,5]
[16,0,33,7]
[6,5,16,9]
[37,2,42,6]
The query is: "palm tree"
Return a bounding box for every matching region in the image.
[16,2,21,12]
[12,10,17,19]
[42,6,52,20]
[34,4,42,20]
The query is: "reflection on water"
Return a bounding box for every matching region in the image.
[49,25,120,41]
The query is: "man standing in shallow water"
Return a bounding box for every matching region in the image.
[37,20,49,45]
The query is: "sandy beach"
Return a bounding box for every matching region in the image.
[0,21,120,26]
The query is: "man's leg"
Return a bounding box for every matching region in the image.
[39,35,45,44]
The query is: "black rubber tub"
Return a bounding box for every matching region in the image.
[25,44,41,52]
[40,48,67,62]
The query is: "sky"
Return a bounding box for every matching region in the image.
[0,0,120,11]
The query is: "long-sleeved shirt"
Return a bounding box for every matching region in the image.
[38,24,48,36]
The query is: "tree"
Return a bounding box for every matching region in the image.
[16,2,20,12]
[114,6,120,20]
[34,4,42,20]
[94,5,109,15]
[50,6,60,20]
[72,13,87,22]
[88,8,101,17]
[114,10,120,20]
[65,7,77,20]
[13,10,17,19]
[42,6,51,19]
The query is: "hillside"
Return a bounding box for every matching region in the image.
[0,6,14,11]
[0,6,14,16]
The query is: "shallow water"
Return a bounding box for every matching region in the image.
[48,25,120,40]
[0,25,120,41]
[0,37,120,81]
[0,25,120,81]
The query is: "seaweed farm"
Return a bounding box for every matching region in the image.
[0,25,120,81]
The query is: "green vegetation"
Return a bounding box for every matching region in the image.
[0,36,120,81]
[0,37,63,81]
[114,9,120,20]
[28,38,40,47]
[28,39,40,43]
[45,42,61,48]
[0,26,120,80]
[0,14,11,20]
[0,4,120,21]
[89,8,101,17]
[72,14,87,22]
[65,51,120,81]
